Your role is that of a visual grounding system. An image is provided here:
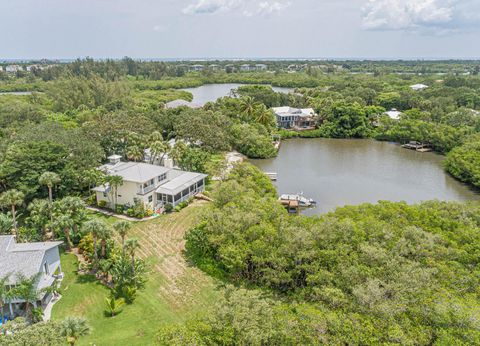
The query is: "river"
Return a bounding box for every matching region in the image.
[250,138,479,215]
[182,83,294,105]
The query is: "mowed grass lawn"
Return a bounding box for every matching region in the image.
[52,202,220,345]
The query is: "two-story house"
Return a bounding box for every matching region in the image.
[93,156,207,212]
[272,106,318,130]
[0,235,63,318]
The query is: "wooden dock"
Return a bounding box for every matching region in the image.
[402,141,433,152]
[280,199,299,214]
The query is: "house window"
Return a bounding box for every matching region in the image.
[103,192,107,197]
[148,195,153,203]
[158,173,167,182]
[44,262,49,275]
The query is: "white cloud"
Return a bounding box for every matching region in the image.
[182,0,241,15]
[182,0,290,17]
[362,0,456,31]
[256,1,291,16]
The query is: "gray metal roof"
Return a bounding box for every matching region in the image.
[165,99,202,109]
[156,171,207,196]
[100,162,171,183]
[0,235,62,284]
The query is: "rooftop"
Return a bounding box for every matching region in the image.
[272,107,317,117]
[156,171,207,196]
[165,99,202,109]
[100,161,170,183]
[0,235,62,285]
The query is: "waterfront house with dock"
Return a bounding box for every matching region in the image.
[272,106,318,130]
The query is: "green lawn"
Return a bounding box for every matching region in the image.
[52,204,219,345]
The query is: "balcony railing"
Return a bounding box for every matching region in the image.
[137,184,156,195]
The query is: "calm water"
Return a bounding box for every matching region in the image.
[251,139,479,215]
[182,83,294,105]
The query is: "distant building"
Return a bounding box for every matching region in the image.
[5,65,21,73]
[410,84,429,91]
[272,106,318,130]
[240,64,252,72]
[385,108,402,120]
[255,64,267,71]
[209,64,221,71]
[189,64,204,72]
[165,99,202,109]
[0,235,63,318]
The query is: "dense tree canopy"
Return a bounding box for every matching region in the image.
[184,164,480,345]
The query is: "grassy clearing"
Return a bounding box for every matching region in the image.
[52,202,219,345]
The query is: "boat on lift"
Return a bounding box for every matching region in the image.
[279,193,316,207]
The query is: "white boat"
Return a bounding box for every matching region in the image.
[279,193,316,207]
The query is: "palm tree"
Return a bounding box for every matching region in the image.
[0,275,12,322]
[39,171,61,226]
[0,189,25,236]
[82,169,104,195]
[150,140,168,165]
[125,238,140,275]
[27,199,50,240]
[11,273,43,320]
[254,104,275,127]
[97,224,112,258]
[39,171,61,205]
[104,175,123,211]
[83,219,105,265]
[126,145,143,162]
[52,214,74,250]
[60,316,90,346]
[113,220,132,256]
[59,197,87,237]
[239,96,259,121]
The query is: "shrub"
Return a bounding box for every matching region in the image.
[115,204,124,214]
[126,209,135,217]
[164,203,173,213]
[86,194,96,205]
[98,200,107,208]
[132,199,146,219]
[78,233,94,258]
[145,209,154,217]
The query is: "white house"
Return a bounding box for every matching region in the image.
[272,106,318,129]
[189,64,204,72]
[240,64,252,72]
[255,64,267,71]
[93,156,207,212]
[165,99,202,109]
[385,108,402,120]
[5,65,22,73]
[410,83,429,91]
[0,235,63,318]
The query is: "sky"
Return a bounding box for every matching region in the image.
[1,0,480,60]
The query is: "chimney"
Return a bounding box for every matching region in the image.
[108,154,122,165]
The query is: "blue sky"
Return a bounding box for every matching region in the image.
[1,0,479,59]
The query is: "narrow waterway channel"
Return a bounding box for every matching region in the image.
[250,138,479,215]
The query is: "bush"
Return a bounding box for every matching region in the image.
[126,208,135,217]
[78,233,94,258]
[132,200,146,219]
[115,204,124,214]
[86,194,96,205]
[164,203,173,213]
[97,200,107,208]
